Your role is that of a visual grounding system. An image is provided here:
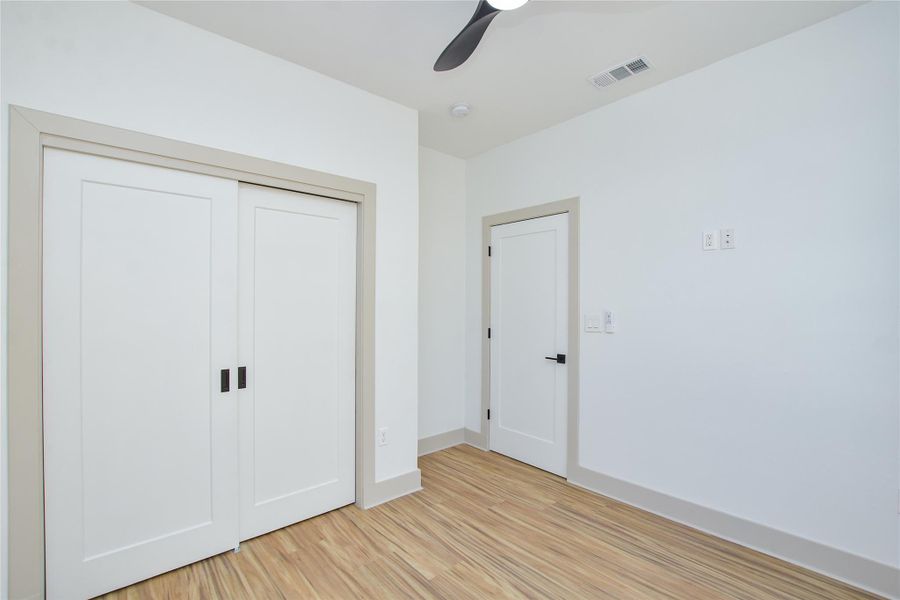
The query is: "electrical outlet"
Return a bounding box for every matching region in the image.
[377,427,388,446]
[703,231,718,251]
[720,228,735,249]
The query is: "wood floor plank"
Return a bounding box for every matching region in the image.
[97,445,882,599]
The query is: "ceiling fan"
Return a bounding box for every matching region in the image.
[434,0,529,72]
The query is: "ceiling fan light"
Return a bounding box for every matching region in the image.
[487,0,528,10]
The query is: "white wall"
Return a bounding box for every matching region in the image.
[1,2,420,594]
[418,147,467,439]
[466,0,899,572]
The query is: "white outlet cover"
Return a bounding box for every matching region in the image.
[703,231,719,251]
[377,427,388,446]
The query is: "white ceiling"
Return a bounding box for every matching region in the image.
[141,0,859,158]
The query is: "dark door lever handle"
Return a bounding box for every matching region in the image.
[544,354,566,364]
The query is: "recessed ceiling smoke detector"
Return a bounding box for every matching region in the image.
[449,103,472,118]
[589,57,651,89]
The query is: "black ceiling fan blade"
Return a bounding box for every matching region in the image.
[434,0,501,72]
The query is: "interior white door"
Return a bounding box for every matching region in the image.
[490,213,568,476]
[43,148,239,599]
[238,184,356,541]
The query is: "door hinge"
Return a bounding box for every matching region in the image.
[487,327,491,339]
[487,409,491,420]
[488,245,492,257]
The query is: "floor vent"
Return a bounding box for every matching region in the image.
[589,57,650,89]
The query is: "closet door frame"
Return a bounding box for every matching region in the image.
[7,105,384,600]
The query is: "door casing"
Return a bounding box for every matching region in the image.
[6,105,389,600]
[477,198,581,477]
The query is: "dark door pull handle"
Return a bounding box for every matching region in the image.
[220,369,230,392]
[238,366,247,389]
[544,354,566,364]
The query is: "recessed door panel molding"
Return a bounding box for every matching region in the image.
[489,213,569,476]
[42,148,240,599]
[238,183,357,541]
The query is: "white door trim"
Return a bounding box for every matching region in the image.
[478,198,581,477]
[6,105,393,600]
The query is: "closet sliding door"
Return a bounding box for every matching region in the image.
[43,149,240,599]
[42,151,358,598]
[238,184,356,541]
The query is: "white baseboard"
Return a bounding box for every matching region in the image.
[418,429,466,456]
[418,428,487,456]
[567,464,899,600]
[463,428,487,450]
[363,468,422,509]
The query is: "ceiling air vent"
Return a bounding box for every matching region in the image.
[588,72,616,88]
[589,57,651,90]
[626,58,649,73]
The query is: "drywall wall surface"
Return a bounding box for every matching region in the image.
[466,1,899,569]
[418,146,467,439]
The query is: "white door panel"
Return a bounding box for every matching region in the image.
[238,184,356,541]
[490,214,568,476]
[43,149,239,599]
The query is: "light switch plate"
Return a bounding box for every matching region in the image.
[584,314,603,332]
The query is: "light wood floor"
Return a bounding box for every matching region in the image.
[101,445,880,599]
